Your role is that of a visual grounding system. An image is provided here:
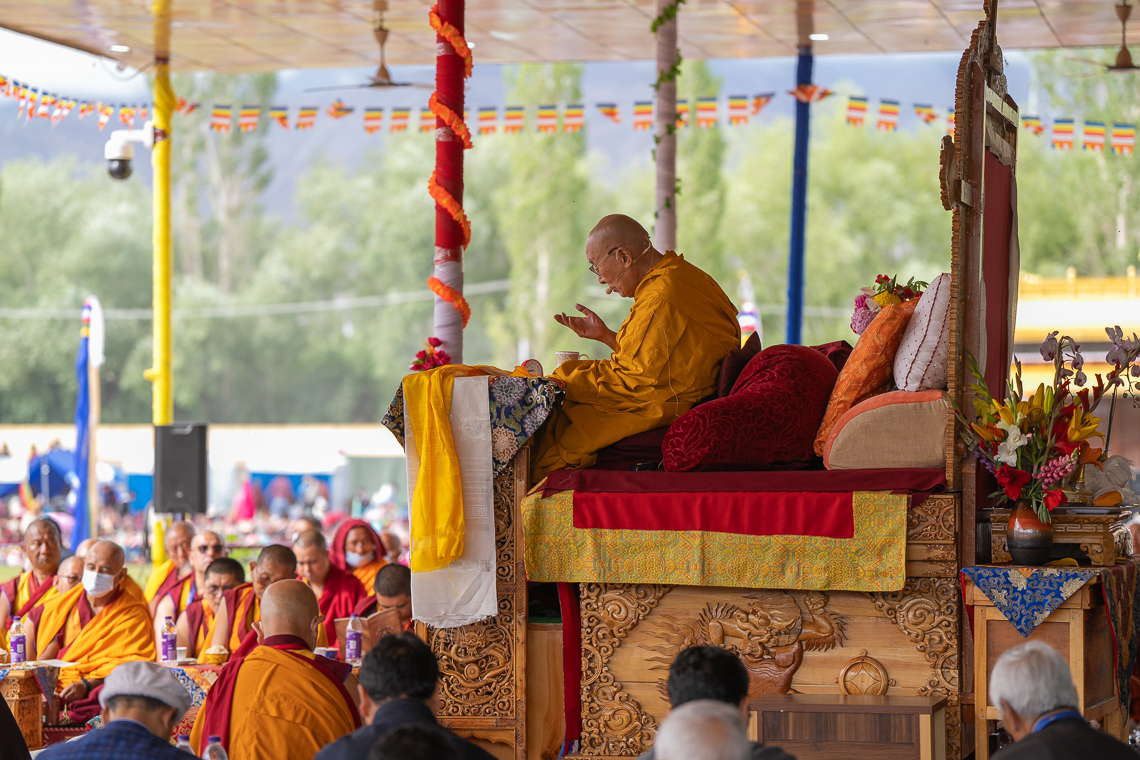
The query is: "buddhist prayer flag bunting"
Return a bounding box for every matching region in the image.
[238,105,260,132]
[78,101,95,120]
[563,104,584,133]
[1113,123,1136,155]
[363,107,383,134]
[788,84,832,103]
[210,104,232,132]
[419,108,435,132]
[327,100,354,119]
[477,106,498,134]
[697,97,718,128]
[389,107,410,132]
[913,104,936,123]
[120,104,137,128]
[537,104,558,133]
[633,101,653,131]
[1022,115,1043,135]
[296,106,318,130]
[269,106,288,128]
[139,105,149,121]
[52,99,74,125]
[37,94,55,120]
[1052,118,1074,150]
[97,105,113,130]
[877,100,899,131]
[676,99,689,127]
[1083,121,1106,151]
[728,95,749,125]
[751,93,774,114]
[24,89,37,122]
[947,109,955,134]
[504,105,524,133]
[596,103,620,123]
[845,96,867,126]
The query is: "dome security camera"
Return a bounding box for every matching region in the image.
[103,121,156,181]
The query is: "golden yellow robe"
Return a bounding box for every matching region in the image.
[143,559,179,602]
[532,251,740,480]
[350,558,387,592]
[35,583,156,686]
[190,644,358,758]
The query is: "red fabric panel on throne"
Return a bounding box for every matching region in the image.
[574,490,856,538]
[543,467,946,497]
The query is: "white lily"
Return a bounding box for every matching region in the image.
[995,424,1028,466]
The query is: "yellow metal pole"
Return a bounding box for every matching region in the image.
[145,0,174,426]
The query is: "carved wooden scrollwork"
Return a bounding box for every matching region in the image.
[907,494,957,543]
[580,583,671,756]
[429,593,516,717]
[868,578,961,760]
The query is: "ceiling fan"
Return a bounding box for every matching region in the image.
[304,0,432,92]
[1070,2,1140,73]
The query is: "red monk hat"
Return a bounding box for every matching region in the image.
[328,519,385,571]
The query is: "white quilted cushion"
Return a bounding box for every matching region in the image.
[893,272,952,392]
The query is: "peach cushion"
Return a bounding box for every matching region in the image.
[822,390,948,470]
[813,299,917,456]
[894,273,952,392]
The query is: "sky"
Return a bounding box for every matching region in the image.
[0,26,1033,215]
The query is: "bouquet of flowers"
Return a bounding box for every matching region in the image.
[954,327,1140,522]
[410,337,452,371]
[850,274,928,335]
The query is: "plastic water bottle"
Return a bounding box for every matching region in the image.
[345,615,363,666]
[161,616,178,666]
[175,735,193,753]
[202,735,228,760]
[9,616,26,664]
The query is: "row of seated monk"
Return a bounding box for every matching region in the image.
[0,517,413,726]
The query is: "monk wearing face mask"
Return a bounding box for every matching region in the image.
[329,520,388,592]
[29,541,156,724]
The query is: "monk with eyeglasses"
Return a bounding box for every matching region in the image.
[153,530,226,653]
[532,214,740,481]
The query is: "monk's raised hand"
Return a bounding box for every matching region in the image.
[555,304,605,341]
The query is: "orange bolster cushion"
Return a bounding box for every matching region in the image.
[813,299,918,457]
[823,390,948,470]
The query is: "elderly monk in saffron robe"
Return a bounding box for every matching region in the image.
[294,530,366,650]
[143,521,194,613]
[31,541,156,724]
[0,518,63,648]
[190,579,361,757]
[532,214,741,481]
[211,545,299,652]
[330,519,388,592]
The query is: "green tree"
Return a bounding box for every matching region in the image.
[675,61,728,280]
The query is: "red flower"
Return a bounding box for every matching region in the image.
[427,337,443,348]
[995,465,1031,501]
[1044,490,1068,511]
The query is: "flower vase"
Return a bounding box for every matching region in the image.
[1006,500,1054,566]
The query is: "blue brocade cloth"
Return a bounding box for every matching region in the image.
[963,558,1140,712]
[382,376,561,476]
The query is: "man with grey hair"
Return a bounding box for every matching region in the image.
[990,640,1132,758]
[654,700,751,760]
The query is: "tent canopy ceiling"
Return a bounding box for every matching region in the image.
[0,0,1132,72]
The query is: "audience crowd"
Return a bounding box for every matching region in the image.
[2,521,1136,759]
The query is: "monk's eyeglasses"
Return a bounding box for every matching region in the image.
[588,248,619,276]
[196,543,224,554]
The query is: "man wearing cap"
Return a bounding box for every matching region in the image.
[37,660,193,760]
[210,544,299,652]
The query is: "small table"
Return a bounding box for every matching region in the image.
[967,574,1124,760]
[747,693,948,760]
[991,508,1130,566]
[1,669,44,749]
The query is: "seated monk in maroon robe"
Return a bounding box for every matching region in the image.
[293,530,365,650]
[352,562,414,632]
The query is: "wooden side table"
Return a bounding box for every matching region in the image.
[991,508,1130,567]
[967,575,1124,760]
[1,669,44,749]
[747,693,948,760]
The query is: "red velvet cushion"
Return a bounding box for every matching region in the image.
[715,333,762,398]
[663,345,840,472]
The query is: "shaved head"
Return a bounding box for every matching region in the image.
[165,521,194,569]
[88,540,125,570]
[584,214,662,298]
[166,522,194,545]
[55,556,84,593]
[251,545,299,599]
[292,530,327,552]
[259,579,322,647]
[75,538,97,559]
[258,544,298,573]
[23,518,62,576]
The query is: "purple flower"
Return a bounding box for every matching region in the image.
[1075,370,1088,386]
[1040,331,1059,362]
[854,293,868,309]
[1132,365,1140,378]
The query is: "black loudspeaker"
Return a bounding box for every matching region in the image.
[154,423,208,514]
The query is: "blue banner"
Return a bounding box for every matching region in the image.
[71,303,92,552]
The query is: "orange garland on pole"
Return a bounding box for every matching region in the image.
[429,7,473,79]
[429,92,473,149]
[429,169,471,249]
[428,276,472,328]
